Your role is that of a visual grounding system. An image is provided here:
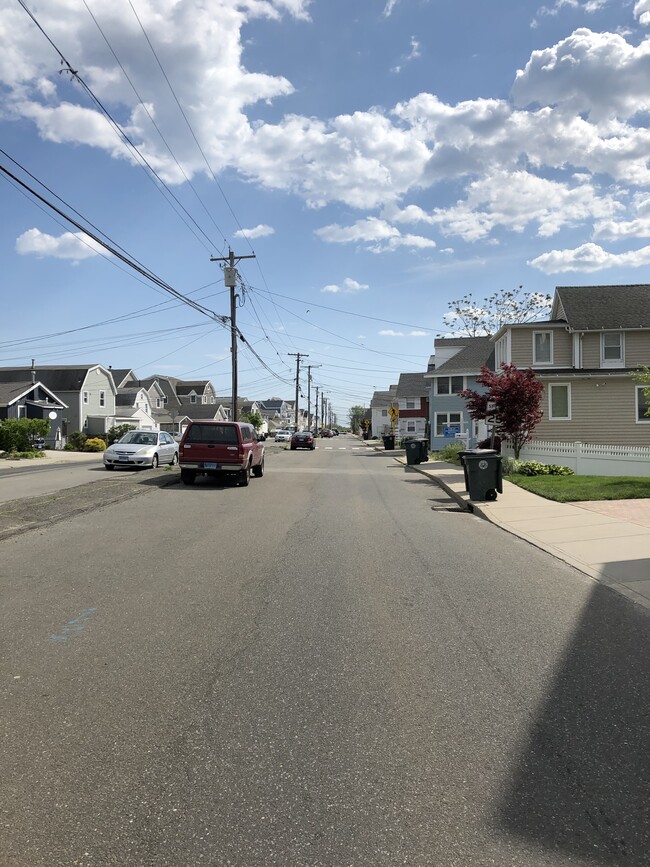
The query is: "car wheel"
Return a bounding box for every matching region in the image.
[152,454,159,469]
[181,469,196,485]
[171,452,179,466]
[252,457,264,478]
[104,463,114,470]
[238,464,251,486]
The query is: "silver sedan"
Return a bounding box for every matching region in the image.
[103,430,178,470]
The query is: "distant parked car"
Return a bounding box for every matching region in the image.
[104,430,178,470]
[274,429,291,442]
[291,431,315,450]
[178,420,264,487]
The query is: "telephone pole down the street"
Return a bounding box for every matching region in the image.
[210,249,256,421]
[289,353,308,429]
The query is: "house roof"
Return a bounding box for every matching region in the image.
[175,380,212,395]
[178,404,227,420]
[115,387,145,407]
[0,379,69,408]
[0,365,111,392]
[395,372,429,398]
[108,368,135,388]
[431,336,494,374]
[370,389,397,407]
[553,284,650,330]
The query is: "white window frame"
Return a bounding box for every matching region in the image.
[406,420,416,432]
[99,390,105,408]
[635,385,650,423]
[533,331,553,365]
[549,383,571,421]
[190,394,197,404]
[156,398,161,409]
[83,391,89,404]
[405,399,416,409]
[601,331,624,368]
[434,411,463,437]
[495,334,509,369]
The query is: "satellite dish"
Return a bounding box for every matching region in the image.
[48,411,58,420]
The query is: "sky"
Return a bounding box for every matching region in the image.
[2,0,650,424]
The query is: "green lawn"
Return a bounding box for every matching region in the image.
[506,473,650,502]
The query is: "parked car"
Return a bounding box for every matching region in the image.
[104,430,178,470]
[274,429,291,442]
[291,431,315,450]
[178,421,264,486]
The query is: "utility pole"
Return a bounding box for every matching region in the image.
[306,364,321,432]
[288,352,308,429]
[314,385,319,434]
[210,249,256,421]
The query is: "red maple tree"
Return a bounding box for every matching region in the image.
[460,363,544,459]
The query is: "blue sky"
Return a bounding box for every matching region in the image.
[2,0,650,423]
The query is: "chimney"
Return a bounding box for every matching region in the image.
[31,359,36,384]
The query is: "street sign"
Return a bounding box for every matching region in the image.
[388,405,399,421]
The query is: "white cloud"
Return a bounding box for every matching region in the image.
[383,0,400,17]
[529,241,650,272]
[15,228,104,261]
[379,329,430,337]
[233,223,274,238]
[321,277,369,293]
[315,217,435,252]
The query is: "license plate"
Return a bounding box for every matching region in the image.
[202,462,219,469]
[118,455,130,461]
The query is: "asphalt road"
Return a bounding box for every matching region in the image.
[1,436,648,866]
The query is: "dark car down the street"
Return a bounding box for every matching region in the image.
[290,431,315,450]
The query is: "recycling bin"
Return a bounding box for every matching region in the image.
[382,434,395,450]
[405,439,423,465]
[459,449,502,501]
[419,438,429,462]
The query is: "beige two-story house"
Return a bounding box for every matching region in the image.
[491,284,650,447]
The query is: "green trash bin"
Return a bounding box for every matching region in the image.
[382,434,395,450]
[405,439,422,465]
[419,438,429,462]
[459,449,502,501]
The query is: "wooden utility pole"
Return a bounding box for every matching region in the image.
[288,352,308,429]
[314,385,319,434]
[306,364,321,432]
[210,249,256,421]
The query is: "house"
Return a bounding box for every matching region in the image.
[425,337,494,450]
[370,385,398,437]
[114,386,159,430]
[491,284,650,447]
[0,363,116,439]
[0,372,68,448]
[394,372,430,440]
[258,398,294,430]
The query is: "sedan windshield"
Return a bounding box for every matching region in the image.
[119,432,158,446]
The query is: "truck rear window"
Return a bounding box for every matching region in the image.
[184,424,238,444]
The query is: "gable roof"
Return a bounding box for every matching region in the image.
[0,379,68,408]
[431,336,494,374]
[0,365,113,392]
[108,368,135,388]
[553,284,650,330]
[395,372,429,398]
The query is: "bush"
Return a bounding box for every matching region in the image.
[518,460,574,476]
[477,435,501,452]
[106,424,135,445]
[0,418,50,453]
[501,456,522,476]
[437,442,465,463]
[67,431,88,451]
[84,437,106,452]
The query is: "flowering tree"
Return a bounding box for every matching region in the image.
[440,288,552,337]
[460,363,544,459]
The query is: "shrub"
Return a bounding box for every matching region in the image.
[501,456,522,476]
[84,437,106,452]
[437,442,465,463]
[547,464,575,476]
[0,418,50,453]
[67,431,88,451]
[518,461,550,476]
[477,435,501,452]
[106,424,135,445]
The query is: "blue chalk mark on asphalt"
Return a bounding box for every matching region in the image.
[49,608,97,643]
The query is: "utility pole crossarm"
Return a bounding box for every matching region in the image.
[288,352,308,429]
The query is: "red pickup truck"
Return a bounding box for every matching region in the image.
[178,421,265,487]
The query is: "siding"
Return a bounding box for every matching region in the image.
[536,375,650,446]
[575,329,650,369]
[510,327,572,368]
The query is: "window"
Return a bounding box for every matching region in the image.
[156,398,161,409]
[190,394,197,404]
[436,376,464,395]
[435,412,462,436]
[549,384,571,420]
[381,409,388,416]
[533,331,553,365]
[407,420,416,432]
[83,391,89,404]
[406,400,415,409]
[636,386,650,422]
[495,335,508,368]
[602,332,624,367]
[202,395,207,404]
[99,390,105,407]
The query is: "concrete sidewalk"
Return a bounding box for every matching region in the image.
[400,456,650,613]
[0,450,102,470]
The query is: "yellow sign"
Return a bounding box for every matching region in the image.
[388,405,399,420]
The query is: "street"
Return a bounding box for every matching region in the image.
[1,437,648,866]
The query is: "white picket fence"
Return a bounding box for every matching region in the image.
[503,440,650,477]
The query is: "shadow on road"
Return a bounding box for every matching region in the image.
[495,582,650,863]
